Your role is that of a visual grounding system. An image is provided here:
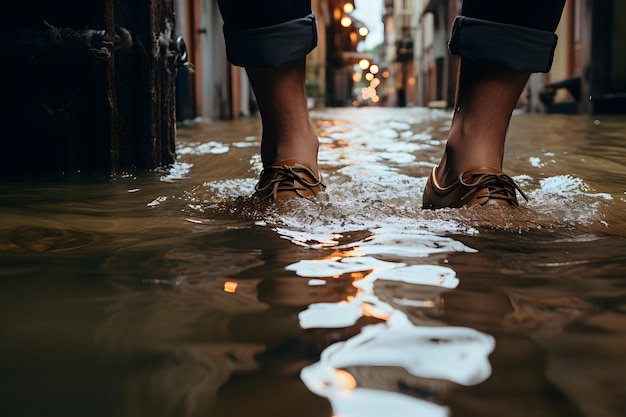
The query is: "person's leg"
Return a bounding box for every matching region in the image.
[246,59,318,172]
[424,0,566,208]
[217,0,323,199]
[435,62,530,188]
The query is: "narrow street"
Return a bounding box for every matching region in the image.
[2,103,626,417]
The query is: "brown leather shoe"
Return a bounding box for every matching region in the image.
[253,159,325,200]
[422,166,528,209]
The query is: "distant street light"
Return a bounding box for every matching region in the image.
[358,27,369,37]
[358,59,370,70]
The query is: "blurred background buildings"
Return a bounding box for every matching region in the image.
[3,1,623,173]
[176,0,626,121]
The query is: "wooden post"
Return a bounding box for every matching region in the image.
[1,0,180,175]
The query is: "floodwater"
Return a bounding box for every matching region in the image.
[1,107,625,417]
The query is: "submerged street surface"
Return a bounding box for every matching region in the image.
[1,107,625,417]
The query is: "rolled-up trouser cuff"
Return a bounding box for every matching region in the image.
[223,12,317,68]
[448,16,558,73]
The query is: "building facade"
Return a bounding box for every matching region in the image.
[173,0,626,119]
[382,0,626,114]
[173,0,379,120]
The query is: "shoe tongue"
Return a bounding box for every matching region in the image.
[271,160,319,177]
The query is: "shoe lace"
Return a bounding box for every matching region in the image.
[460,171,528,205]
[255,164,324,198]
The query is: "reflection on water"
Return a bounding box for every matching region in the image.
[289,246,493,417]
[1,108,625,417]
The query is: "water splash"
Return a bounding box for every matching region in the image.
[174,108,620,417]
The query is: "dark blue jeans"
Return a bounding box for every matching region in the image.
[218,0,565,72]
[217,0,316,68]
[451,0,566,72]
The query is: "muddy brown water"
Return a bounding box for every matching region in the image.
[1,107,625,417]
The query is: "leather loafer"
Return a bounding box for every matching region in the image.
[253,159,325,200]
[422,166,528,209]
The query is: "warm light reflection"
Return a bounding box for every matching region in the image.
[362,302,390,321]
[341,16,352,27]
[370,78,380,88]
[371,95,380,103]
[316,254,342,263]
[349,31,357,43]
[361,86,377,99]
[326,138,353,149]
[358,59,370,70]
[334,369,357,389]
[408,76,416,86]
[350,271,366,280]
[223,281,238,293]
[352,72,362,82]
[382,70,390,78]
[326,249,362,259]
[365,72,374,81]
[343,3,354,13]
[369,64,379,74]
[358,26,369,37]
[392,297,436,308]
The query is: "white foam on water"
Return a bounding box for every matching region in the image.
[159,162,193,182]
[184,107,614,234]
[199,178,256,201]
[232,141,259,148]
[536,175,611,199]
[176,141,230,155]
[524,174,613,227]
[246,171,613,237]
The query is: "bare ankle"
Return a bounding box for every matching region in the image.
[436,131,504,187]
[262,122,319,171]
